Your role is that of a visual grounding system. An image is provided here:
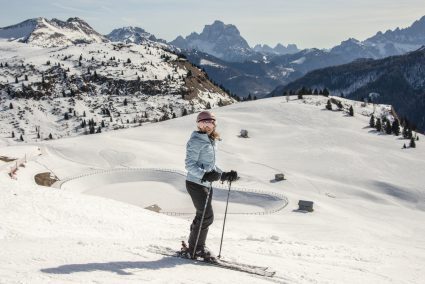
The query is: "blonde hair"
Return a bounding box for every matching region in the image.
[197,126,221,141]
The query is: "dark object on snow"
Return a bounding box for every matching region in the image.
[275,173,285,181]
[145,204,161,213]
[298,200,314,212]
[240,129,249,138]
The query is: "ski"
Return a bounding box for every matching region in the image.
[148,245,276,278]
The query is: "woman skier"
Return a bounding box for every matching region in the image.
[184,110,238,259]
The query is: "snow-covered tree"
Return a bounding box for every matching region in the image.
[410,137,416,148]
[385,120,392,134]
[369,114,375,128]
[326,100,332,110]
[392,120,400,136]
[375,118,382,132]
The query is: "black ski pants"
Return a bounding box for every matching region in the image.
[186,180,214,251]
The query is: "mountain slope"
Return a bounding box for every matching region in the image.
[269,47,425,132]
[0,39,234,142]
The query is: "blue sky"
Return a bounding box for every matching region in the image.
[1,0,424,49]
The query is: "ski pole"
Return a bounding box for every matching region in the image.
[218,180,232,259]
[192,182,213,259]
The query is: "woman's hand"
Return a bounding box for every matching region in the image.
[201,170,221,182]
[220,170,238,182]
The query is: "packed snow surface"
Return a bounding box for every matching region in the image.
[1,96,424,283]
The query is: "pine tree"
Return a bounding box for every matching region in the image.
[11,131,15,138]
[410,137,416,148]
[25,74,28,81]
[385,120,392,134]
[375,118,382,132]
[326,100,332,110]
[101,120,105,128]
[392,120,400,136]
[403,143,406,149]
[349,106,354,116]
[182,108,188,116]
[369,114,375,128]
[49,133,53,139]
[123,98,128,106]
[323,88,330,97]
[15,76,18,83]
[206,102,211,109]
[9,102,13,109]
[79,54,83,61]
[64,113,69,120]
[37,132,40,139]
[83,111,86,117]
[127,58,131,63]
[20,134,24,141]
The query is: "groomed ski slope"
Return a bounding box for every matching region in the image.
[1,96,424,283]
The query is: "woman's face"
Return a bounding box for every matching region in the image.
[198,119,216,135]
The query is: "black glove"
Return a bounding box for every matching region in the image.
[201,170,221,183]
[220,170,238,182]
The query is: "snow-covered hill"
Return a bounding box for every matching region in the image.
[0,17,107,47]
[0,39,234,143]
[1,96,424,283]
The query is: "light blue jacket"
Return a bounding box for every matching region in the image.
[185,131,222,186]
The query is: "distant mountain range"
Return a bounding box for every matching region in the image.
[172,16,425,99]
[0,17,107,47]
[269,47,425,132]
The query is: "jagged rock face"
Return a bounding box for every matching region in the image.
[171,20,255,62]
[331,16,425,59]
[253,43,299,55]
[107,27,166,44]
[0,17,108,47]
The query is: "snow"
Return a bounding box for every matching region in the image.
[290,57,306,64]
[200,59,224,68]
[1,95,425,283]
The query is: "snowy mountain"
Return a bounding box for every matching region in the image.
[269,47,425,132]
[0,39,234,142]
[107,26,167,44]
[1,95,424,283]
[0,17,108,47]
[170,20,258,62]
